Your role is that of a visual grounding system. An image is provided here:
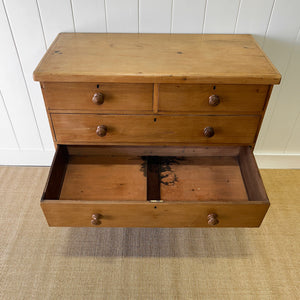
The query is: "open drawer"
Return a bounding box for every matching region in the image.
[41,145,269,227]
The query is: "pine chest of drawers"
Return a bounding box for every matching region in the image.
[34,33,281,227]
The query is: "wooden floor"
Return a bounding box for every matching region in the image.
[0,167,299,299]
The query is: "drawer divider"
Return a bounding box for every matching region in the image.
[146,156,161,201]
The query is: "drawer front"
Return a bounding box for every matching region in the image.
[42,82,153,112]
[159,84,269,113]
[41,201,269,227]
[52,114,260,144]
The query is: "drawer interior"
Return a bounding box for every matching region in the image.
[60,155,146,201]
[43,145,268,204]
[159,156,248,201]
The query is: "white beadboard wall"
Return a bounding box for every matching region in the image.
[0,0,299,168]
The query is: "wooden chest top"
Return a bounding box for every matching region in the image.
[33,33,281,84]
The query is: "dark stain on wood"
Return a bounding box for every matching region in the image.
[160,157,184,186]
[140,158,147,178]
[140,156,184,190]
[161,171,178,186]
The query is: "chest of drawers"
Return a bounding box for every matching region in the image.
[34,33,281,227]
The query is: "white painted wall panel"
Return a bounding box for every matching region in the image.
[0,91,18,149]
[260,28,300,153]
[172,0,206,33]
[106,0,138,32]
[0,1,42,150]
[203,0,240,33]
[0,0,299,166]
[235,0,274,46]
[139,0,172,33]
[262,0,300,75]
[37,0,74,47]
[72,0,106,32]
[254,0,300,153]
[4,0,54,150]
[286,113,300,155]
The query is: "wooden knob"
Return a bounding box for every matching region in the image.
[96,125,107,137]
[203,126,214,138]
[92,92,104,105]
[208,95,220,106]
[91,213,102,225]
[207,213,219,226]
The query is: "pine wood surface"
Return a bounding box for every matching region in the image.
[41,201,269,227]
[60,157,146,201]
[42,82,269,114]
[66,145,241,157]
[33,33,281,84]
[160,156,248,201]
[51,114,260,145]
[158,84,269,113]
[42,82,153,112]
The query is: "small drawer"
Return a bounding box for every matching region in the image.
[41,82,153,112]
[51,113,260,145]
[41,145,269,227]
[158,84,269,113]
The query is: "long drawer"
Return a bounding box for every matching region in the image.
[42,82,153,112]
[51,114,261,145]
[158,84,269,113]
[41,145,269,227]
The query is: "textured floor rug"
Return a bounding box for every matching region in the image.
[0,167,299,299]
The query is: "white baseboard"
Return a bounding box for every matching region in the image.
[254,153,300,169]
[0,149,54,166]
[0,149,299,169]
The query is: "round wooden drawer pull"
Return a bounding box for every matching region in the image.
[96,125,107,137]
[203,126,214,138]
[208,95,220,106]
[207,213,219,226]
[91,213,102,225]
[92,92,104,105]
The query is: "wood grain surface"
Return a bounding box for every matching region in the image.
[159,84,269,113]
[33,33,281,84]
[51,114,260,145]
[41,201,269,227]
[42,82,153,112]
[60,156,146,201]
[160,156,248,201]
[66,145,241,157]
